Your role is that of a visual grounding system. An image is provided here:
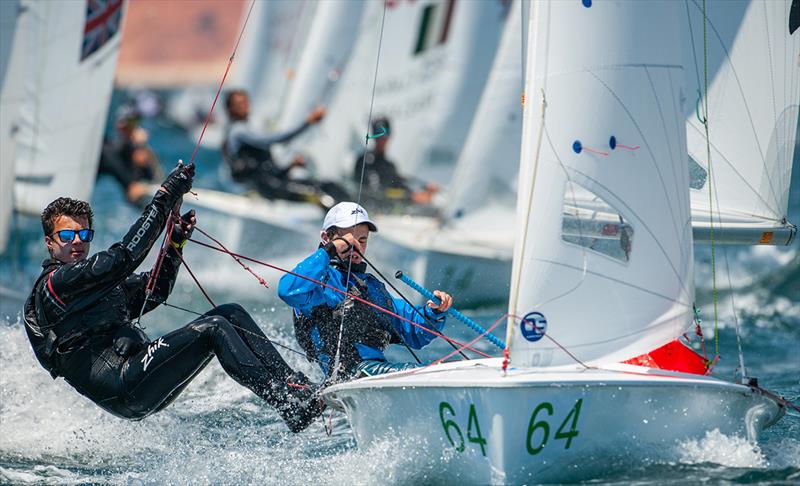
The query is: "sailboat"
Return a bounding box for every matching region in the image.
[322,1,790,482]
[0,0,125,254]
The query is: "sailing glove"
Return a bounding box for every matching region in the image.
[170,209,196,249]
[162,162,195,197]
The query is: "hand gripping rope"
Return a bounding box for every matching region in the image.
[396,271,506,350]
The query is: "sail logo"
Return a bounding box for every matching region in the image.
[520,312,547,342]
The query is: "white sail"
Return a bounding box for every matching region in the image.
[446,0,523,220]
[685,0,799,245]
[8,0,125,216]
[0,0,22,254]
[277,0,364,132]
[305,0,508,182]
[240,0,316,129]
[507,0,693,367]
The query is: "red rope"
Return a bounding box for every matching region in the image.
[187,229,492,359]
[194,226,269,289]
[187,0,256,165]
[174,250,216,308]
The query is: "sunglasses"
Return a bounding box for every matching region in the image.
[52,228,95,243]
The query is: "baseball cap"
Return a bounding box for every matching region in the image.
[371,117,390,137]
[322,202,378,232]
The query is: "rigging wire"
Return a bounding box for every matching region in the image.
[701,0,720,357]
[332,1,389,382]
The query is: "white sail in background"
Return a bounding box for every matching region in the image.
[446,0,523,220]
[0,0,21,254]
[238,0,316,129]
[685,0,799,245]
[277,0,364,131]
[6,0,125,216]
[507,0,693,367]
[305,0,508,182]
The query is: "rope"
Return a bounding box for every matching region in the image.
[357,250,468,361]
[701,0,720,357]
[136,0,257,325]
[186,230,492,359]
[333,1,389,382]
[187,0,256,166]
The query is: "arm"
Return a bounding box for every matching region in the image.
[388,299,447,350]
[278,247,345,314]
[48,164,193,307]
[230,121,311,151]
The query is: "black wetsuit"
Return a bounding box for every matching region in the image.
[353,149,412,210]
[222,120,350,207]
[23,187,320,431]
[97,137,159,189]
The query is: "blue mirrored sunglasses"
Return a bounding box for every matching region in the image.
[53,228,94,243]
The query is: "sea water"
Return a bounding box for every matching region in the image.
[1,113,797,485]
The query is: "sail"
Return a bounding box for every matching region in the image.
[8,0,125,216]
[685,0,799,246]
[277,0,364,131]
[445,0,523,220]
[304,0,508,182]
[0,0,21,254]
[237,0,317,129]
[507,0,693,367]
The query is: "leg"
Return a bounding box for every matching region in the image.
[120,304,321,431]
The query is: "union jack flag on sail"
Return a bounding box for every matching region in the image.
[81,0,124,61]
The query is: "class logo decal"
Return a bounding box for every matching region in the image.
[520,312,547,342]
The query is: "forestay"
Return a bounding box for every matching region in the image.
[507,0,693,367]
[6,0,124,216]
[684,0,799,245]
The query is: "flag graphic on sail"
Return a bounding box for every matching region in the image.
[81,0,124,61]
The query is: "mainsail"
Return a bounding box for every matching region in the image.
[507,0,693,367]
[685,0,799,245]
[5,0,125,216]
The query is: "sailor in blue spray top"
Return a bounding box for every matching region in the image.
[278,202,454,380]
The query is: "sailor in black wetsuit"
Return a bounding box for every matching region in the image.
[23,163,321,432]
[222,89,350,209]
[353,117,439,212]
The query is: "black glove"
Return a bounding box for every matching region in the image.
[170,209,196,249]
[161,161,195,197]
[113,326,148,357]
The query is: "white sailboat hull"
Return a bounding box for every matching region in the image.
[324,360,783,484]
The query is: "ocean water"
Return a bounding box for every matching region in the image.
[0,115,798,485]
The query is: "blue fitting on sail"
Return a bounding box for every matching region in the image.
[609,135,617,150]
[395,271,507,350]
[572,140,583,153]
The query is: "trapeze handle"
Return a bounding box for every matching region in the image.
[395,271,506,350]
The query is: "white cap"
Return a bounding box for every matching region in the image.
[322,202,378,232]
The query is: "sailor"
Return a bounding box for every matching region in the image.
[278,202,453,380]
[353,117,439,211]
[97,103,164,206]
[24,163,321,432]
[222,89,349,208]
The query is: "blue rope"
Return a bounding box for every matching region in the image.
[395,271,507,350]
